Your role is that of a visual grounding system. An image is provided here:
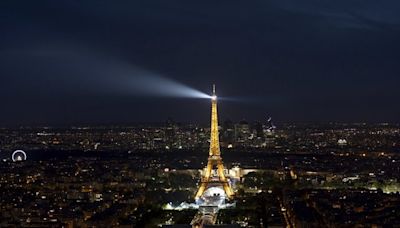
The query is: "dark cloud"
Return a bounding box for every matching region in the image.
[1,0,400,125]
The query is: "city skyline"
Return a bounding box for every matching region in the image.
[0,85,399,227]
[1,113,399,226]
[1,1,400,227]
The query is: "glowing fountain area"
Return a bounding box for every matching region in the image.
[163,187,235,211]
[163,188,236,227]
[198,187,227,207]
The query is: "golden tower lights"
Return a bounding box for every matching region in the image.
[195,85,234,200]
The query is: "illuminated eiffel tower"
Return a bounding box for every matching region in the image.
[195,85,234,200]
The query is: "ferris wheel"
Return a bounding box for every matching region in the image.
[12,150,27,162]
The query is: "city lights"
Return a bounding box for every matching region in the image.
[1,0,399,226]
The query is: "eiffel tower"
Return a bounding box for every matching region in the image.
[195,85,234,200]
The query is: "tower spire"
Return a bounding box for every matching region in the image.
[210,84,220,156]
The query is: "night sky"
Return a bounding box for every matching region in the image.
[1,0,400,126]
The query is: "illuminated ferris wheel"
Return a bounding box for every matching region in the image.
[12,150,27,162]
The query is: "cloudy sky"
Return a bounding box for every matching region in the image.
[1,0,400,125]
